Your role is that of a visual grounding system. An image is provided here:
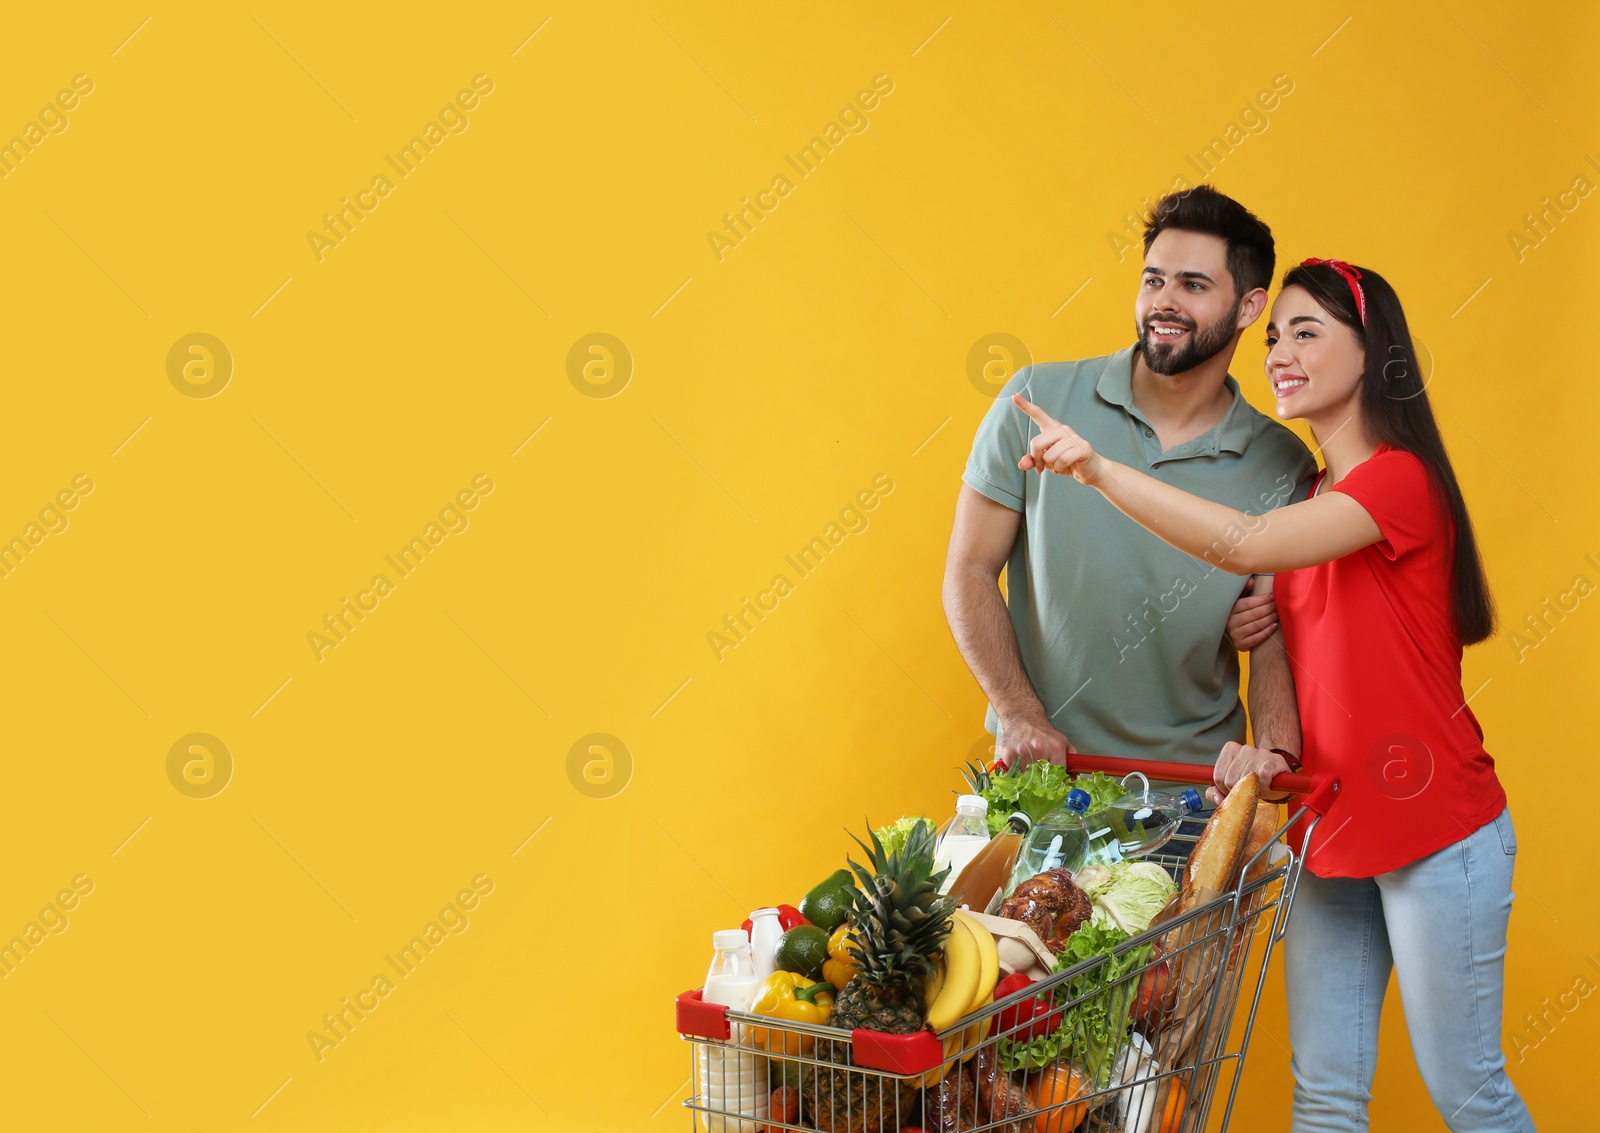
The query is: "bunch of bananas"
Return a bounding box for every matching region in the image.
[919,910,1001,1086]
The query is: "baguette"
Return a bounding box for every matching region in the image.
[1181,773,1260,909]
[1157,777,1265,1074]
[1240,801,1282,887]
[1226,801,1286,974]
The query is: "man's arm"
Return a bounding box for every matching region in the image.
[942,484,1073,769]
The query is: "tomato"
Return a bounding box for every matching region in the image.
[1134,940,1172,1026]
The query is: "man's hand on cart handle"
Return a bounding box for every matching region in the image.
[1209,741,1294,805]
[995,716,1076,772]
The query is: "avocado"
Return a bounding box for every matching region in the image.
[799,868,855,931]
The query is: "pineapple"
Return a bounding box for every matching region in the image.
[805,819,955,1133]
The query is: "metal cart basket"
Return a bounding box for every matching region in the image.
[676,755,1338,1133]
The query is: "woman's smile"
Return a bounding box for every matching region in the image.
[1273,374,1308,399]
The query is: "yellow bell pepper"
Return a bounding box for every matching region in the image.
[748,971,835,1056]
[823,925,860,991]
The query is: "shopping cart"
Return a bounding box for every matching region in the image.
[675,755,1338,1133]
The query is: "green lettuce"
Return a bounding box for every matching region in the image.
[871,816,928,859]
[973,766,1133,836]
[995,922,1152,1087]
[976,761,1070,836]
[1069,771,1126,816]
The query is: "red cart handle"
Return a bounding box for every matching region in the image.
[997,752,1339,817]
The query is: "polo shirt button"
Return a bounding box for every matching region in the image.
[1143,427,1153,438]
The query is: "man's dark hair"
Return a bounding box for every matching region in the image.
[1142,185,1275,296]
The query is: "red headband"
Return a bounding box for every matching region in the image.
[1299,257,1366,326]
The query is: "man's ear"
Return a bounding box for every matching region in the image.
[1235,286,1270,329]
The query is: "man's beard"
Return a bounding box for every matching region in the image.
[1136,299,1241,376]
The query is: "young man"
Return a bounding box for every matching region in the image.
[944,186,1315,777]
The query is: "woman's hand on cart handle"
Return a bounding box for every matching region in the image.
[994,715,1076,772]
[1209,741,1294,805]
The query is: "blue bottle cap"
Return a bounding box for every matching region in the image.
[1066,788,1091,813]
[1181,788,1203,812]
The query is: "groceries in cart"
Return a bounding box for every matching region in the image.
[676,759,1311,1133]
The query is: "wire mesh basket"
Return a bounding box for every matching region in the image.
[676,758,1337,1133]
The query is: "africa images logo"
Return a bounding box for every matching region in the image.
[1365,732,1434,801]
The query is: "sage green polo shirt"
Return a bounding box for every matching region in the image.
[962,345,1317,768]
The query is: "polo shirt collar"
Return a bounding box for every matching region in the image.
[1096,345,1254,457]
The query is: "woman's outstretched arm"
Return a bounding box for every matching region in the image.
[1011,393,1383,575]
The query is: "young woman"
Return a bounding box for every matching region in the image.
[1010,258,1534,1132]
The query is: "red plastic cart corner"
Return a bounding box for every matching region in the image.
[848,1027,943,1075]
[675,989,944,1075]
[676,988,729,1042]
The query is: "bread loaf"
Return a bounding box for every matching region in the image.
[1240,801,1282,887]
[1182,774,1260,908]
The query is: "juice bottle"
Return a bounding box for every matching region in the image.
[946,811,1031,914]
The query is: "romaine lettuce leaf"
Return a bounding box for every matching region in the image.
[995,922,1152,1087]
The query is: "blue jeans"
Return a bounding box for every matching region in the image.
[1283,806,1535,1132]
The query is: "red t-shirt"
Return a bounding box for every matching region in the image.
[1276,445,1506,878]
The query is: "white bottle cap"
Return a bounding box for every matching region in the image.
[713,929,749,949]
[957,794,989,812]
[750,907,779,918]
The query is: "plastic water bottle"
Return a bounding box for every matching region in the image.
[1080,790,1125,868]
[934,795,992,894]
[1004,788,1092,896]
[1099,785,1205,859]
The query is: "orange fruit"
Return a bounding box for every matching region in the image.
[1031,1063,1090,1132]
[1156,1077,1188,1133]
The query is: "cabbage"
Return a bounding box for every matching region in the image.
[1074,863,1115,896]
[1082,861,1176,935]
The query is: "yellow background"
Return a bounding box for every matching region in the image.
[1,2,1594,1129]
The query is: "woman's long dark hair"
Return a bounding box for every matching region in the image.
[1282,261,1496,646]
